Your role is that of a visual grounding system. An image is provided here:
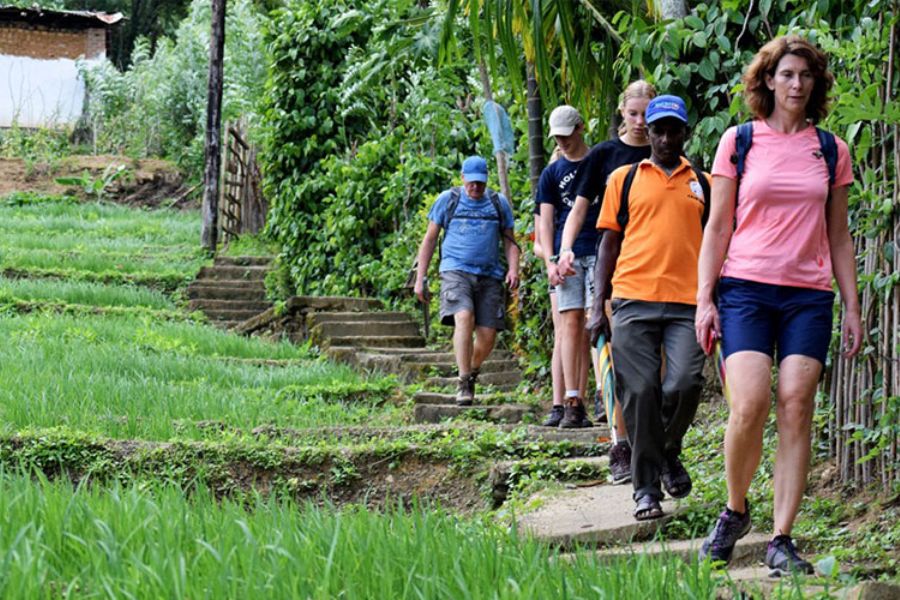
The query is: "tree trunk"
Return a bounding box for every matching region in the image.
[526,62,544,197]
[655,0,687,19]
[201,0,226,252]
[477,61,512,201]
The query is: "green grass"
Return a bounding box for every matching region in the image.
[0,313,402,440]
[0,201,206,283]
[0,471,746,599]
[0,276,176,310]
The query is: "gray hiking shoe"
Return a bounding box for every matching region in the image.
[699,501,752,564]
[456,374,474,406]
[542,405,565,427]
[559,399,593,428]
[608,441,632,484]
[765,535,814,577]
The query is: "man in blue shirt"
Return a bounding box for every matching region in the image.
[414,156,520,405]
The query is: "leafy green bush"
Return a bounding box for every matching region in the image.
[80,0,266,178]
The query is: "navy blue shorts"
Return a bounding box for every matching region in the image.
[717,277,835,365]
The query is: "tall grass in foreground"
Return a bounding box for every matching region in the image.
[0,472,739,599]
[0,313,401,439]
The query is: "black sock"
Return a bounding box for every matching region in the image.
[772,534,792,544]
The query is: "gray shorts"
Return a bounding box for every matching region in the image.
[557,255,596,312]
[439,270,506,330]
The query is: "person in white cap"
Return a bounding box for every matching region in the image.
[414,156,520,405]
[536,105,594,428]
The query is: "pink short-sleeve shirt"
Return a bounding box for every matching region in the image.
[711,120,853,291]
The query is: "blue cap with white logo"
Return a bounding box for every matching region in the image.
[645,95,688,124]
[461,156,488,183]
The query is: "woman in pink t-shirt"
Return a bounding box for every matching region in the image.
[694,36,862,575]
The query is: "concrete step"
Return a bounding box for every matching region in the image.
[309,311,412,324]
[403,359,519,378]
[425,371,521,389]
[196,265,269,281]
[204,309,264,322]
[312,320,421,339]
[213,255,273,267]
[188,299,271,313]
[489,456,610,504]
[351,347,514,360]
[589,533,770,568]
[187,281,267,297]
[516,484,685,549]
[413,403,534,424]
[323,335,426,349]
[413,391,521,405]
[290,296,383,312]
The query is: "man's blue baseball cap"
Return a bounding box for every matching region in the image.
[645,95,688,124]
[461,156,488,183]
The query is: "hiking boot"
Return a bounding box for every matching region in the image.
[699,501,752,564]
[559,398,593,428]
[456,374,474,406]
[542,405,565,427]
[765,535,814,577]
[608,441,632,484]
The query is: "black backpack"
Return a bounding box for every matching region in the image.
[440,186,519,260]
[615,162,711,232]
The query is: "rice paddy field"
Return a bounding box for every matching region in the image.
[0,193,828,598]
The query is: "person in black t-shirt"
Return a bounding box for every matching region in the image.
[536,106,593,428]
[556,80,656,480]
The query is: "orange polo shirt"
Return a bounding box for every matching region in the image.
[596,157,709,305]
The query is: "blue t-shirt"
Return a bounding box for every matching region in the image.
[535,156,594,257]
[428,187,515,280]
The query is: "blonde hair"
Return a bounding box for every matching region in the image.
[617,80,657,137]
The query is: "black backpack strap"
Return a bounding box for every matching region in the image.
[692,166,711,227]
[730,122,753,183]
[442,186,462,230]
[486,190,503,231]
[815,127,838,187]
[616,162,641,232]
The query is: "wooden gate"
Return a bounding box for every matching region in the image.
[220,120,267,244]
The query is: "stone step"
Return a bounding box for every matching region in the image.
[588,533,770,568]
[402,359,519,378]
[397,351,516,364]
[309,311,412,324]
[413,403,534,424]
[313,320,421,339]
[412,391,521,406]
[489,456,610,505]
[213,255,273,267]
[187,281,267,297]
[348,346,515,360]
[188,299,271,313]
[290,295,384,312]
[425,371,521,389]
[204,309,264,322]
[323,335,426,349]
[516,484,685,549]
[196,265,269,281]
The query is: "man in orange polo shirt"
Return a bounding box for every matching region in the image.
[586,95,708,521]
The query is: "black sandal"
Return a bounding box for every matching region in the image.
[634,495,664,521]
[661,455,692,499]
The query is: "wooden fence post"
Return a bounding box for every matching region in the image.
[201,0,226,252]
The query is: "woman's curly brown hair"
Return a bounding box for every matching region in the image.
[743,35,834,123]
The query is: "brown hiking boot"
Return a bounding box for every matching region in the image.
[456,374,474,406]
[559,398,593,428]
